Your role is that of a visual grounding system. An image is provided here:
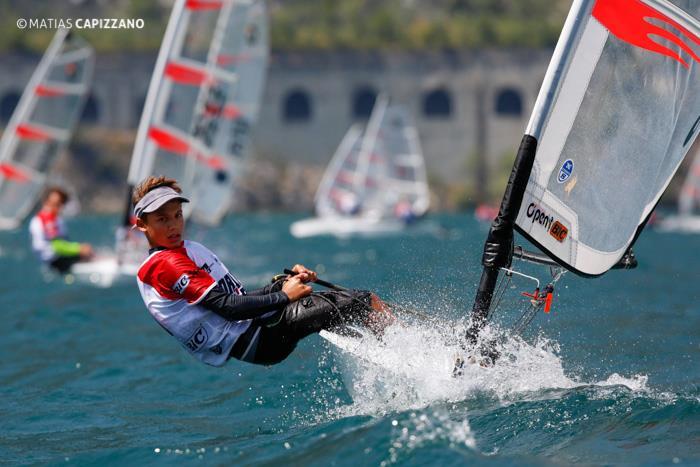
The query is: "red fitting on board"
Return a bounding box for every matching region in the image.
[544,292,553,313]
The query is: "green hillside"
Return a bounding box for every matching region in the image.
[1,0,571,53]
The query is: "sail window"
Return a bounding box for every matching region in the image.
[352,86,377,119]
[0,91,21,124]
[283,88,312,123]
[81,93,100,124]
[422,88,452,118]
[495,88,523,117]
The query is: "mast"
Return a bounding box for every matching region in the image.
[465,135,537,343]
[122,0,187,226]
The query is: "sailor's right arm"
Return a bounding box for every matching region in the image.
[200,277,311,321]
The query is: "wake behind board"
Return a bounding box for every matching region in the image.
[319,327,408,377]
[68,254,139,287]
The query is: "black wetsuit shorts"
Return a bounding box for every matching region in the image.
[228,289,372,365]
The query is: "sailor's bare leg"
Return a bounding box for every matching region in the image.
[366,293,396,335]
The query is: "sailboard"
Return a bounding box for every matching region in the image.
[290,95,431,238]
[466,0,700,346]
[0,29,94,230]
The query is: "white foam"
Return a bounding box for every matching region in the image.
[325,319,650,416]
[322,318,654,457]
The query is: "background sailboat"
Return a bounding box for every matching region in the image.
[290,95,430,238]
[126,0,268,223]
[658,144,700,232]
[0,29,94,230]
[72,0,269,286]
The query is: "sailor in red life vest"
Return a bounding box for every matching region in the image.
[133,176,394,367]
[29,186,94,273]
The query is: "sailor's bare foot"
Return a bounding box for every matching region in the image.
[366,293,396,335]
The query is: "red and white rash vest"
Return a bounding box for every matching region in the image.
[29,210,67,261]
[137,240,251,367]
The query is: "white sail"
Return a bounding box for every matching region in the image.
[0,29,94,230]
[514,0,700,276]
[314,124,365,218]
[191,0,269,225]
[375,103,430,217]
[292,96,431,238]
[128,0,268,221]
[315,96,429,220]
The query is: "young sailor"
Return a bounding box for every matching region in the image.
[133,176,393,367]
[29,186,93,273]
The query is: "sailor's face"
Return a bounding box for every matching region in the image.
[44,192,65,215]
[138,200,185,249]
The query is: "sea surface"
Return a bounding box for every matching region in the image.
[1,213,698,466]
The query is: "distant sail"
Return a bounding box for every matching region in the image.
[374,102,430,218]
[0,29,94,230]
[127,0,268,224]
[678,146,700,216]
[192,0,269,225]
[291,96,430,238]
[514,0,700,276]
[314,124,365,218]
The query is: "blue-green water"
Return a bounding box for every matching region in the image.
[1,213,698,465]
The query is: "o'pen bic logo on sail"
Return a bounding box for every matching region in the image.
[557,159,574,184]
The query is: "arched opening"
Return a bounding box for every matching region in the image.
[134,94,147,125]
[423,88,452,118]
[0,91,21,124]
[352,86,377,119]
[81,93,100,124]
[282,88,312,123]
[495,88,523,117]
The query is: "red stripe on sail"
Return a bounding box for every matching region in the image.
[164,62,209,86]
[221,104,242,119]
[592,0,700,68]
[149,127,190,154]
[16,124,51,141]
[336,170,354,185]
[0,163,30,183]
[35,85,65,97]
[186,0,222,10]
[329,188,344,203]
[205,155,226,170]
[216,53,249,66]
[149,127,224,169]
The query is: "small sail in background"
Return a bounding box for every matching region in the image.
[291,95,430,238]
[658,141,700,232]
[0,29,94,230]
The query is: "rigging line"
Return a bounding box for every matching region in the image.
[511,302,541,336]
[488,273,511,321]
